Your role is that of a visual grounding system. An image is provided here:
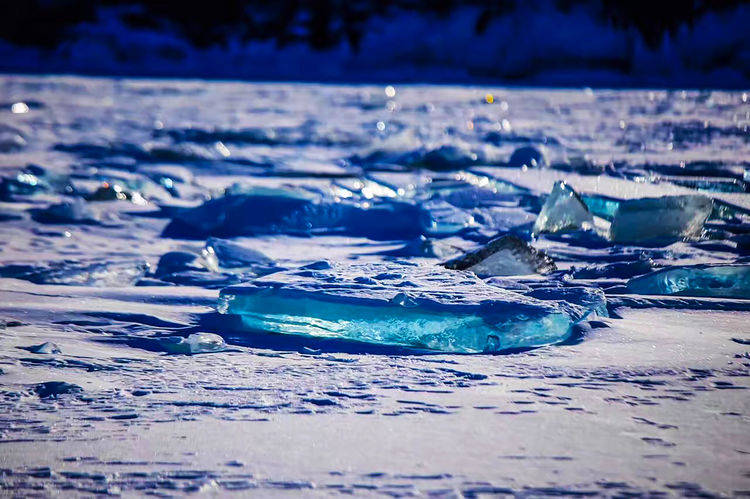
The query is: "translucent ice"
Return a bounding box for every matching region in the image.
[508,146,545,168]
[626,264,750,298]
[0,260,148,287]
[379,236,459,259]
[581,195,620,221]
[158,333,227,355]
[218,261,576,353]
[532,181,594,235]
[205,238,276,270]
[609,195,712,243]
[442,235,556,277]
[162,189,428,240]
[31,199,99,224]
[153,250,240,288]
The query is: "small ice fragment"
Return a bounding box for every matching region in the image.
[422,200,477,235]
[218,261,575,353]
[508,146,545,168]
[206,237,275,269]
[155,251,210,277]
[421,144,479,170]
[32,199,99,224]
[626,264,750,298]
[11,102,30,114]
[609,195,712,244]
[34,381,83,399]
[533,181,594,235]
[379,236,458,259]
[572,259,655,279]
[442,234,556,277]
[26,342,62,354]
[158,333,226,355]
[0,125,26,152]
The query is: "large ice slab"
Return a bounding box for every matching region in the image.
[533,181,594,235]
[609,195,712,243]
[162,189,428,240]
[626,264,750,298]
[442,235,556,277]
[218,261,579,353]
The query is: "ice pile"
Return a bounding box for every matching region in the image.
[533,182,713,244]
[443,235,556,277]
[217,260,597,353]
[627,264,750,298]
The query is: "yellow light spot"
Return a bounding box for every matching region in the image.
[466,120,474,130]
[485,93,494,104]
[385,85,396,98]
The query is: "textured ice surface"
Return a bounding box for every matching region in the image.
[627,264,750,298]
[443,235,556,277]
[218,261,577,353]
[533,181,594,235]
[609,195,713,243]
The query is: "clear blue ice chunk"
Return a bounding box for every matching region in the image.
[609,195,712,244]
[533,181,594,235]
[626,264,750,299]
[218,261,579,353]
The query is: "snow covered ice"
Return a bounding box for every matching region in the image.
[0,76,748,496]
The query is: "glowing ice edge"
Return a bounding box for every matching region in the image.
[217,261,602,353]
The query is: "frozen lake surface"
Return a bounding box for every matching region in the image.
[0,76,748,495]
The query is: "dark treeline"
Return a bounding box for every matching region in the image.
[1,0,744,51]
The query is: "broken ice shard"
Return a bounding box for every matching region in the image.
[218,261,575,353]
[609,195,712,244]
[158,333,227,355]
[379,236,459,259]
[532,181,594,235]
[626,264,750,299]
[442,235,556,277]
[162,188,428,240]
[205,238,275,269]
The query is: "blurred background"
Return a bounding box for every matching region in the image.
[1,0,748,87]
